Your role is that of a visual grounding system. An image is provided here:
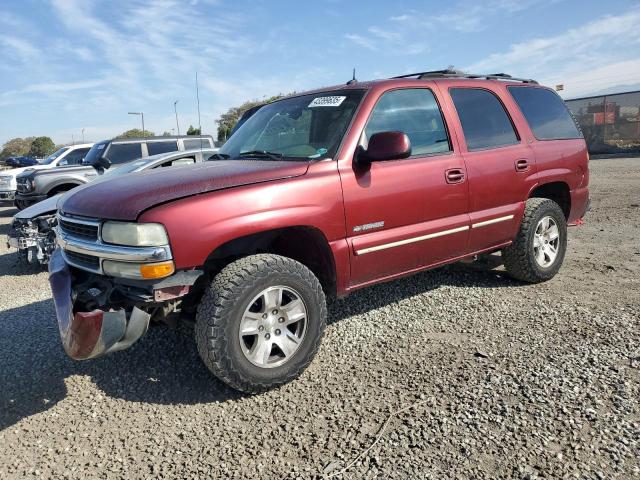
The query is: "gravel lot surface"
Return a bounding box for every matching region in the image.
[0,158,638,479]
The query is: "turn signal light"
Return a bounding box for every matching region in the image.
[139,261,175,279]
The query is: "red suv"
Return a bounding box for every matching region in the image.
[49,70,590,393]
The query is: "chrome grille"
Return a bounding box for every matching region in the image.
[59,218,99,241]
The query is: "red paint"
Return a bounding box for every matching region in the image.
[66,77,589,298]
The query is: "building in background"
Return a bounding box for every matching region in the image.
[566,91,640,156]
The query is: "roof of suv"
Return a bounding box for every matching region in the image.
[278,70,543,100]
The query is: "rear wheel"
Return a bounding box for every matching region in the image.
[195,254,327,393]
[502,198,567,283]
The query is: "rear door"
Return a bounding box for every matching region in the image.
[445,85,538,252]
[339,86,470,287]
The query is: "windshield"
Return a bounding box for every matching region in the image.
[219,90,365,160]
[82,141,109,165]
[40,147,69,165]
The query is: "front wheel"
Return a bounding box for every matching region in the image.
[195,254,327,393]
[502,198,568,283]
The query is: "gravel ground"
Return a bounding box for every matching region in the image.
[0,158,638,479]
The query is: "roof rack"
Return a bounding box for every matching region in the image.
[391,68,538,84]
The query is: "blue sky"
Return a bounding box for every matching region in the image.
[1,0,639,146]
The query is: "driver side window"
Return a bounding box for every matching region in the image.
[364,88,451,156]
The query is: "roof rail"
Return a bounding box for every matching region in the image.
[391,68,538,84]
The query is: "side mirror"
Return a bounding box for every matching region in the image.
[356,131,411,165]
[92,156,111,173]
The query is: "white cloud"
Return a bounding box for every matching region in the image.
[466,9,640,97]
[344,33,377,51]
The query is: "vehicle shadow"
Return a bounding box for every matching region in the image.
[0,251,45,277]
[0,258,518,431]
[0,206,17,218]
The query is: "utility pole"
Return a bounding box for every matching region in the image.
[128,112,145,137]
[196,73,202,136]
[81,128,85,143]
[174,100,180,135]
[71,133,75,145]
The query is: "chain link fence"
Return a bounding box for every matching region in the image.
[566,91,640,155]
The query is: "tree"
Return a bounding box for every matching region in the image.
[116,129,155,139]
[216,94,289,141]
[0,137,35,159]
[28,136,56,158]
[161,131,173,137]
[186,125,201,135]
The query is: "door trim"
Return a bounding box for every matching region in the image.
[355,225,469,255]
[471,214,514,229]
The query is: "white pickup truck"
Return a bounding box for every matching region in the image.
[0,143,93,207]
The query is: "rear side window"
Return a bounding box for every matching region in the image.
[106,143,143,164]
[450,88,519,151]
[183,138,211,150]
[508,86,582,140]
[147,141,178,155]
[365,88,450,156]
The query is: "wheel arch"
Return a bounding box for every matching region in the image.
[46,182,82,197]
[528,181,571,219]
[201,226,337,298]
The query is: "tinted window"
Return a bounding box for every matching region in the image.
[450,88,519,150]
[106,143,143,164]
[61,148,90,165]
[183,138,211,150]
[509,87,582,140]
[147,141,178,155]
[365,89,450,156]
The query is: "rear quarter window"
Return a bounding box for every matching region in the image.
[183,138,211,150]
[508,86,582,140]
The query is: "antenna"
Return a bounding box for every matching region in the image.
[347,68,357,85]
[195,72,203,151]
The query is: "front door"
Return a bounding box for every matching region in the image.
[339,87,470,288]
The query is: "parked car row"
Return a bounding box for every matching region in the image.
[2,156,40,168]
[8,147,218,265]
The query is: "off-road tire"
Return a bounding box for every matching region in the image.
[502,198,567,283]
[195,254,327,393]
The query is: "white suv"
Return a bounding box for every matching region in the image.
[0,143,93,204]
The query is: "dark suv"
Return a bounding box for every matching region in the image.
[49,69,589,393]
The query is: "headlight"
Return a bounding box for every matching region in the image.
[101,222,168,246]
[103,260,175,279]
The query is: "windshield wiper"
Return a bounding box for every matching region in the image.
[208,153,231,160]
[238,150,284,160]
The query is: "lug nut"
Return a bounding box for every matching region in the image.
[262,313,268,319]
[265,333,271,340]
[272,309,278,315]
[278,317,285,323]
[258,326,264,331]
[275,329,281,336]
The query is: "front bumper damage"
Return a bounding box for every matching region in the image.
[49,248,201,360]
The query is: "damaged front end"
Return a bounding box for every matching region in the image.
[49,211,202,360]
[8,214,57,265]
[49,249,202,360]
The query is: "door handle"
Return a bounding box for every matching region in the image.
[445,168,466,184]
[515,159,530,172]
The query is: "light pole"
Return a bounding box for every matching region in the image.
[128,112,145,137]
[81,128,85,143]
[174,100,180,136]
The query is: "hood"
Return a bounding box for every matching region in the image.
[14,194,62,220]
[60,160,309,221]
[2,164,52,178]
